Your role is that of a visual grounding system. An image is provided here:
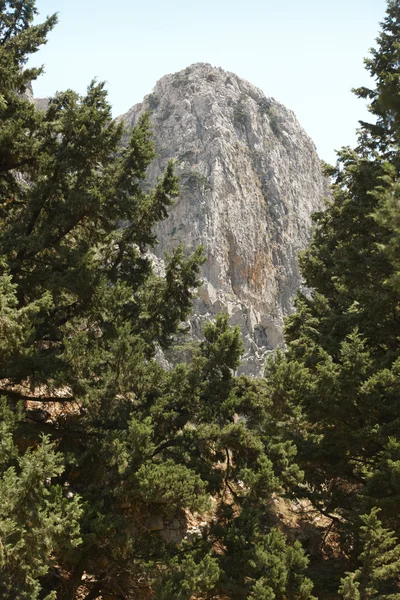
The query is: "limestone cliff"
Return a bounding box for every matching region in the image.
[120,63,326,374]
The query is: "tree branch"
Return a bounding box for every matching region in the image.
[82,581,103,600]
[0,387,74,403]
[225,447,239,500]
[152,438,181,457]
[0,156,36,173]
[1,4,23,46]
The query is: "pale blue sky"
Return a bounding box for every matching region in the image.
[30,0,387,163]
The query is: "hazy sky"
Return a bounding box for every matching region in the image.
[30,0,388,164]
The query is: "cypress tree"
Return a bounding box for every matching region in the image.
[0,3,316,599]
[263,0,400,545]
[339,508,400,599]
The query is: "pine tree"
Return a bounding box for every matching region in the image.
[263,0,400,541]
[0,3,316,599]
[354,0,400,160]
[0,1,57,197]
[0,1,202,596]
[339,508,400,599]
[0,401,82,600]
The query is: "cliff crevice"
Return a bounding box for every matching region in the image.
[120,63,327,374]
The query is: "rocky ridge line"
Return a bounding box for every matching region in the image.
[120,63,327,374]
[29,64,327,375]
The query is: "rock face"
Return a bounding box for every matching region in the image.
[120,63,326,374]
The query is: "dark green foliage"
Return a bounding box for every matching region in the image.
[147,92,160,111]
[258,98,281,137]
[263,0,400,572]
[353,0,400,161]
[257,98,272,116]
[0,3,317,599]
[0,1,57,198]
[180,169,210,194]
[0,400,82,599]
[217,510,315,600]
[152,547,220,600]
[248,529,316,600]
[233,95,249,128]
[339,508,400,599]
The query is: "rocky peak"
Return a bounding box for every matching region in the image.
[120,63,327,374]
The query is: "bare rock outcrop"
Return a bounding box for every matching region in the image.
[119,63,327,374]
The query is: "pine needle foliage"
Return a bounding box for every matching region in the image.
[263,0,400,545]
[339,508,400,599]
[0,3,316,599]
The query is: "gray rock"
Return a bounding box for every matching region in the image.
[34,97,49,112]
[119,63,327,375]
[144,515,164,531]
[22,82,48,111]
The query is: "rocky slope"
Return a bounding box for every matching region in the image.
[120,63,327,374]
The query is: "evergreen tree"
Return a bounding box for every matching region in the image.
[354,0,400,160]
[0,2,316,599]
[0,0,57,198]
[0,400,82,600]
[339,508,400,599]
[264,0,400,541]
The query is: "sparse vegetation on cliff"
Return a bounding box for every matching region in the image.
[1,1,400,599]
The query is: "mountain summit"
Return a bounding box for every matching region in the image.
[120,63,326,373]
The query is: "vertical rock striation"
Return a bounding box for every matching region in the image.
[120,63,327,374]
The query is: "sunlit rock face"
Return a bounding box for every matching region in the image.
[120,63,327,374]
